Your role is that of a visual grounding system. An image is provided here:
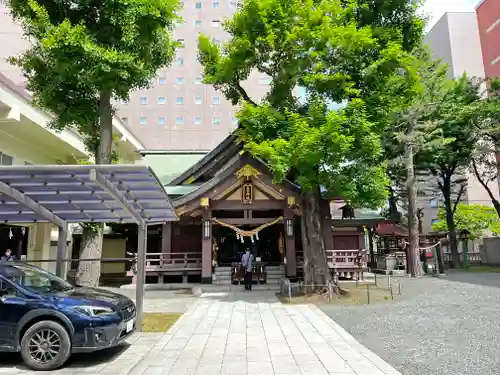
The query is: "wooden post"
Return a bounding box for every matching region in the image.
[160,222,172,269]
[284,207,297,278]
[201,210,212,284]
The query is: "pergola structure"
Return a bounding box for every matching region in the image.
[0,164,178,329]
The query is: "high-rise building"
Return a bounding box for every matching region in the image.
[422,12,498,234]
[115,0,270,150]
[0,0,269,150]
[476,0,500,80]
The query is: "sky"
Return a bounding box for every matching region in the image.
[422,0,483,29]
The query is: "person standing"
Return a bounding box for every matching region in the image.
[241,248,254,291]
[1,248,16,261]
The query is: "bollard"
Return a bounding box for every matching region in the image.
[288,281,292,304]
[387,274,391,290]
[398,281,401,295]
[366,284,370,304]
[390,286,394,300]
[374,272,377,286]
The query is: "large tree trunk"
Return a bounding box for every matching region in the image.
[300,186,333,293]
[404,123,421,277]
[76,91,113,287]
[442,179,460,268]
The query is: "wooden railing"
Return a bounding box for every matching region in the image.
[144,252,201,270]
[296,249,367,280]
[443,252,481,263]
[127,252,202,274]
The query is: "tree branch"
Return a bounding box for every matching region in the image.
[472,159,498,203]
[235,81,258,107]
[453,183,465,215]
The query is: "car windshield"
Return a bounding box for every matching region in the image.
[0,262,73,294]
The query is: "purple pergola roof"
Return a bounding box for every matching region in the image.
[0,164,178,225]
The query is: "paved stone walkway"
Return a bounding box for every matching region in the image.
[128,294,403,375]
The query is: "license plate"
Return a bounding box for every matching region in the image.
[126,319,134,333]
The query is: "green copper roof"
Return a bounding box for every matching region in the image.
[331,208,383,220]
[164,185,201,196]
[137,152,207,185]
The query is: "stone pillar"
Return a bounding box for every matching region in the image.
[284,207,297,277]
[201,210,212,284]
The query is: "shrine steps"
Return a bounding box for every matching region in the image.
[214,265,285,285]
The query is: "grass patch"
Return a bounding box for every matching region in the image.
[142,313,182,332]
[277,282,396,305]
[458,265,500,273]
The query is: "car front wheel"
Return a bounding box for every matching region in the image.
[20,320,72,371]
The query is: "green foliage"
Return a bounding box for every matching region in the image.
[432,203,500,239]
[415,75,481,180]
[7,0,179,140]
[198,0,424,209]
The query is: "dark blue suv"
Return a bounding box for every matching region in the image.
[0,261,136,371]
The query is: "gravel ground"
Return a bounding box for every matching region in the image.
[320,271,500,375]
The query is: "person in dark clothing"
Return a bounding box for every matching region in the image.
[1,248,16,261]
[241,248,254,291]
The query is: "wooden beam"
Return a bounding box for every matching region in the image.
[211,200,284,210]
[213,218,282,225]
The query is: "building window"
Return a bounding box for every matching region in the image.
[0,153,13,165]
[158,116,166,125]
[429,198,437,208]
[175,58,184,66]
[121,117,128,124]
[195,20,202,27]
[158,96,166,104]
[176,97,184,105]
[212,1,219,8]
[176,116,184,125]
[431,219,440,226]
[194,76,203,84]
[195,95,202,105]
[139,96,147,105]
[212,20,220,27]
[139,117,147,126]
[176,77,185,85]
[158,77,166,85]
[232,115,237,125]
[194,116,201,125]
[229,0,237,7]
[212,117,221,124]
[214,39,221,46]
[212,96,220,105]
[195,1,202,8]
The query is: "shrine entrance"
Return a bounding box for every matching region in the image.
[214,223,285,266]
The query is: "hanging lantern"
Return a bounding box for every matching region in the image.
[256,232,259,240]
[251,236,255,243]
[236,233,240,240]
[241,236,245,243]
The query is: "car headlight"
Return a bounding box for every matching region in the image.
[73,306,116,316]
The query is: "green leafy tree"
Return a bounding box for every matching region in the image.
[469,79,500,217]
[198,0,424,289]
[432,203,500,240]
[8,0,179,286]
[416,75,481,268]
[381,48,452,276]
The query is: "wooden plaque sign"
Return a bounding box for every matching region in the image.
[242,183,253,204]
